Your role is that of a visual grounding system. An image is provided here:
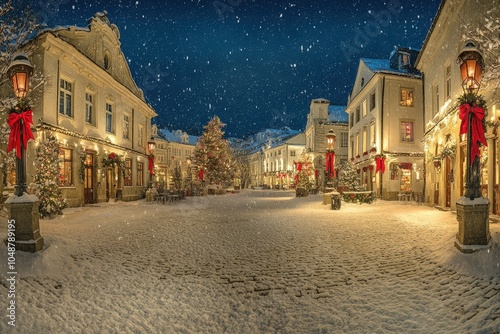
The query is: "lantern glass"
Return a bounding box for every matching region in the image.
[326,130,336,150]
[458,42,483,94]
[148,140,156,154]
[11,70,29,99]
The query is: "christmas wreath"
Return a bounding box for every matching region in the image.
[102,152,123,168]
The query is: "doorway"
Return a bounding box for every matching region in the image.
[83,151,95,204]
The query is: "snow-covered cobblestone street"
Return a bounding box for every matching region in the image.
[1,190,500,333]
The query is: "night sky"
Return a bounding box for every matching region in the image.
[21,0,440,137]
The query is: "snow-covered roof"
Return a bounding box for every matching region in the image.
[328,105,348,123]
[234,128,302,154]
[159,129,199,146]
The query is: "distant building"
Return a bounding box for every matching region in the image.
[304,98,349,189]
[346,47,424,199]
[151,125,198,189]
[20,12,156,206]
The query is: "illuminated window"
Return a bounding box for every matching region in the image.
[400,88,414,107]
[106,103,114,133]
[401,121,414,143]
[137,162,144,186]
[58,148,73,187]
[124,158,132,186]
[123,113,130,140]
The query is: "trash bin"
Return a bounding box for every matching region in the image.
[331,193,341,210]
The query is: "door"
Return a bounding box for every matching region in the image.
[106,167,113,201]
[434,182,439,205]
[83,152,95,204]
[445,157,451,207]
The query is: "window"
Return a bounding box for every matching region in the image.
[400,121,414,142]
[370,92,376,110]
[341,132,348,148]
[138,125,144,147]
[390,162,399,180]
[85,92,94,125]
[446,64,451,100]
[355,133,360,156]
[123,114,130,140]
[350,137,354,158]
[59,79,73,117]
[290,150,296,157]
[400,88,414,107]
[362,128,367,153]
[137,162,144,186]
[104,51,111,70]
[400,52,410,69]
[362,100,367,117]
[361,77,365,87]
[124,158,132,186]
[106,103,114,133]
[400,169,412,192]
[356,107,360,123]
[58,148,73,187]
[434,85,440,115]
[350,112,354,128]
[370,123,376,148]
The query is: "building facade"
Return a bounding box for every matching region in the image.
[304,98,349,189]
[416,0,500,212]
[346,47,424,199]
[25,12,156,206]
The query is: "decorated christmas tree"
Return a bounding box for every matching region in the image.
[33,133,67,218]
[294,150,314,190]
[193,116,235,186]
[172,161,182,191]
[338,161,362,191]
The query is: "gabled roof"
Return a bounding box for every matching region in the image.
[361,58,422,78]
[159,129,199,146]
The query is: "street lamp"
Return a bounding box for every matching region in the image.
[455,41,491,252]
[147,137,156,188]
[458,41,484,200]
[325,129,336,188]
[5,52,44,252]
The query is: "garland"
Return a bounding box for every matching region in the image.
[341,191,375,204]
[79,151,86,182]
[102,152,124,168]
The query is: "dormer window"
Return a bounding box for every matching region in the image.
[104,51,111,70]
[361,78,365,87]
[399,52,410,69]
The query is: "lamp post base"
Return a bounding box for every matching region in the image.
[455,196,491,253]
[4,193,44,253]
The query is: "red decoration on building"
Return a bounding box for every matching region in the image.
[459,103,487,165]
[7,110,35,159]
[148,155,154,175]
[375,155,386,174]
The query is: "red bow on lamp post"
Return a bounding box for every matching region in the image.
[459,103,487,165]
[7,109,35,159]
[325,151,335,179]
[375,155,386,174]
[148,154,154,175]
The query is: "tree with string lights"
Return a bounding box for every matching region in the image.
[193,116,235,187]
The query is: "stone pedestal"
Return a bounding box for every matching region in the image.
[4,193,44,253]
[455,196,491,253]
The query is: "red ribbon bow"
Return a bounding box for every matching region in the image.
[459,103,487,165]
[375,156,386,174]
[7,110,35,159]
[325,151,335,179]
[148,155,154,175]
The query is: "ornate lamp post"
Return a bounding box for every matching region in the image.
[5,52,43,252]
[325,129,336,189]
[455,41,491,252]
[147,137,156,189]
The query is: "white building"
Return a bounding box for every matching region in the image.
[24,12,156,206]
[346,47,424,199]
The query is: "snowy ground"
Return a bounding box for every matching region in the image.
[0,190,499,333]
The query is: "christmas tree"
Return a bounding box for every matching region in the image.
[295,150,314,190]
[338,161,362,191]
[193,116,235,186]
[171,161,182,191]
[33,133,67,218]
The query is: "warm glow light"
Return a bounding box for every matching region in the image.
[458,41,483,94]
[8,53,34,99]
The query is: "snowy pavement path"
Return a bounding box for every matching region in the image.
[1,190,500,333]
